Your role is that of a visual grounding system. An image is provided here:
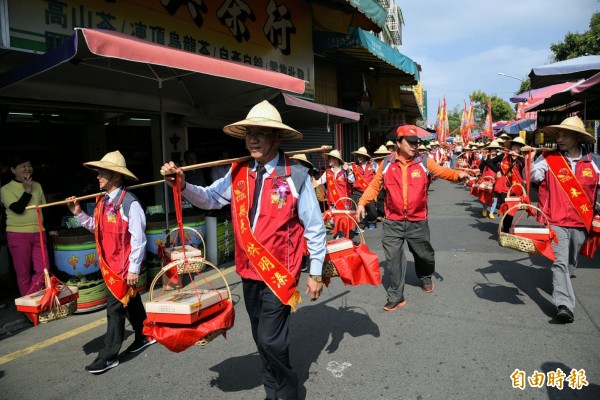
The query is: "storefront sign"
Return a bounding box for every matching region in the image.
[4,0,314,97]
[537,111,569,129]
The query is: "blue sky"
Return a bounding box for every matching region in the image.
[396,0,596,124]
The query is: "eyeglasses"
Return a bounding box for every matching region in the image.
[245,130,273,139]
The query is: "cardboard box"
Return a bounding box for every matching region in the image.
[324,238,354,262]
[15,285,79,310]
[510,227,550,241]
[164,245,203,261]
[146,289,229,325]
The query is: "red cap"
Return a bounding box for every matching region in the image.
[395,125,419,142]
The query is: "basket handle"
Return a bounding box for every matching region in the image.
[333,196,358,210]
[164,226,207,260]
[497,203,550,237]
[506,183,527,198]
[148,258,231,303]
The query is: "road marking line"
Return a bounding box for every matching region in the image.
[0,264,237,366]
[0,318,107,366]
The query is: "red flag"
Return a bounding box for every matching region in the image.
[483,99,494,140]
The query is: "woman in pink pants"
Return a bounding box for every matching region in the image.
[1,155,49,296]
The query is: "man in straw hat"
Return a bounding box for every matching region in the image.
[530,116,600,323]
[161,100,326,400]
[356,125,469,311]
[485,136,526,233]
[66,150,154,374]
[478,140,503,219]
[385,140,396,153]
[350,146,378,230]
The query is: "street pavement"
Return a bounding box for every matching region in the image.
[0,179,599,400]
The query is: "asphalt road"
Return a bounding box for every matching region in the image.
[1,179,599,400]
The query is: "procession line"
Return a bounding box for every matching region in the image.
[0,264,237,366]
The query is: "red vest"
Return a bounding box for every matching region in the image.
[232,159,305,281]
[97,191,131,277]
[497,154,524,193]
[537,151,599,228]
[326,168,351,206]
[382,154,430,221]
[352,161,376,191]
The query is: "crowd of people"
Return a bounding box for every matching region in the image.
[1,100,598,399]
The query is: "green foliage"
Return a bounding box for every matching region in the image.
[447,105,462,132]
[518,78,531,94]
[469,90,515,125]
[550,11,600,61]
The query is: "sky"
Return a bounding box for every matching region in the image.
[396,0,596,124]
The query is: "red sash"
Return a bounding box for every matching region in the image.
[351,164,369,191]
[94,194,136,306]
[230,162,301,310]
[326,169,344,206]
[546,152,594,232]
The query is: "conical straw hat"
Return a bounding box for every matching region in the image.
[223,100,302,141]
[83,150,138,181]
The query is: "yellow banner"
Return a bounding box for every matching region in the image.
[7,0,314,97]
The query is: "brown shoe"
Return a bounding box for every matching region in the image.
[421,278,434,293]
[383,298,407,311]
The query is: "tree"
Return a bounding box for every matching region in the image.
[447,105,461,132]
[550,12,600,61]
[518,77,531,94]
[469,90,515,125]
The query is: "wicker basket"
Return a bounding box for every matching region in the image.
[39,299,78,323]
[161,226,207,289]
[498,203,550,254]
[148,257,232,346]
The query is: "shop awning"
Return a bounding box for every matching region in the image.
[524,72,600,112]
[310,0,387,33]
[397,87,424,120]
[499,119,537,134]
[528,55,600,89]
[0,28,305,127]
[270,92,360,129]
[314,27,420,109]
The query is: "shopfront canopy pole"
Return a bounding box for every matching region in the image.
[158,78,170,236]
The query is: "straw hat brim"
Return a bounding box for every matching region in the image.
[542,124,596,144]
[351,150,371,158]
[84,161,138,181]
[290,156,314,170]
[223,118,302,142]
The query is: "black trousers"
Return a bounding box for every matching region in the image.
[382,219,435,302]
[98,290,147,361]
[497,192,513,233]
[243,278,297,400]
[351,190,376,226]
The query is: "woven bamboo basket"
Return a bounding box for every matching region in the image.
[161,226,207,289]
[38,269,78,323]
[148,257,232,346]
[498,203,550,254]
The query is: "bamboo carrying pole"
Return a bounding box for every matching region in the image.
[160,145,332,176]
[27,145,332,210]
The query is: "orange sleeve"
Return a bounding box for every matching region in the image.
[426,157,461,182]
[358,167,384,206]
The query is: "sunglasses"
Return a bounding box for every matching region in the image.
[245,130,274,139]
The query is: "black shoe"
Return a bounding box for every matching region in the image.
[126,338,157,353]
[85,358,119,374]
[383,298,406,311]
[421,277,435,293]
[557,305,574,323]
